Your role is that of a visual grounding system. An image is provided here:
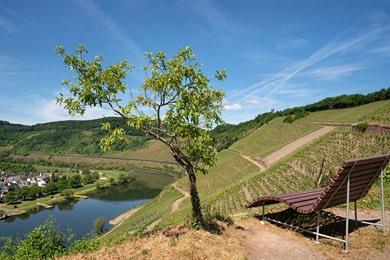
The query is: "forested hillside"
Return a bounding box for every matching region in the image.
[0,117,149,155]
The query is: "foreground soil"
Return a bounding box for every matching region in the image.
[61,210,390,260]
[61,222,246,260]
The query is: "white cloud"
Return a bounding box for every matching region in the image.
[223,103,242,110]
[0,95,113,125]
[232,22,390,103]
[372,45,390,56]
[36,98,113,122]
[307,63,364,80]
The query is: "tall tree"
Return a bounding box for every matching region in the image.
[56,45,226,226]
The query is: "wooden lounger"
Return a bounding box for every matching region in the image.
[246,154,390,252]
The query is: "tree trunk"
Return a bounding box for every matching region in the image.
[187,166,204,227]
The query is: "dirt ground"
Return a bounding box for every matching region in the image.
[62,209,390,260]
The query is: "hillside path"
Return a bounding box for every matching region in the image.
[228,148,267,171]
[171,182,190,212]
[109,207,141,225]
[263,126,336,165]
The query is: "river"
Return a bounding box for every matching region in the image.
[0,184,160,241]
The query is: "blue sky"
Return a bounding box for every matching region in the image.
[1,0,390,125]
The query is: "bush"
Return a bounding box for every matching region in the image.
[0,218,100,259]
[355,121,369,132]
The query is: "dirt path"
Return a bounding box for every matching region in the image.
[263,126,336,165]
[145,219,162,232]
[239,219,327,260]
[171,182,190,212]
[228,148,267,171]
[109,207,141,225]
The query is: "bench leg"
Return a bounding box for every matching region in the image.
[261,203,265,221]
[345,173,350,253]
[316,211,320,243]
[380,169,386,234]
[354,201,358,227]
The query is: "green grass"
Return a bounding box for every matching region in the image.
[230,117,320,158]
[100,185,182,244]
[360,101,390,124]
[1,183,97,213]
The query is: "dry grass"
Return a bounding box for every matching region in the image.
[61,223,246,260]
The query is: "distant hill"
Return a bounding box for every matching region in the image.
[211,88,390,150]
[1,88,389,156]
[0,117,150,155]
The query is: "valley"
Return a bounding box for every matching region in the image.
[1,92,390,258]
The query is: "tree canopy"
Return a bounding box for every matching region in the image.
[56,44,226,225]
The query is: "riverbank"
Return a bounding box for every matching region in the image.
[0,183,97,219]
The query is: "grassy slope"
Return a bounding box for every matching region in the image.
[230,117,320,158]
[100,101,390,242]
[108,140,175,163]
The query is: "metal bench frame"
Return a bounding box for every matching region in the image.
[259,167,387,253]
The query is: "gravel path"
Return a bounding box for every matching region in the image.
[263,126,336,165]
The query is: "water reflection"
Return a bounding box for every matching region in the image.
[0,183,159,240]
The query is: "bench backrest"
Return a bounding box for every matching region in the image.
[314,154,390,210]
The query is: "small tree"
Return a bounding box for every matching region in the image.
[4,191,18,204]
[61,189,74,200]
[56,45,225,226]
[93,217,105,236]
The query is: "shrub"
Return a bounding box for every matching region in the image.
[355,121,369,132]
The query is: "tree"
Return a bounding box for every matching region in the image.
[93,217,105,236]
[4,191,18,204]
[117,173,135,184]
[61,189,74,199]
[70,175,82,188]
[56,45,226,226]
[108,177,116,186]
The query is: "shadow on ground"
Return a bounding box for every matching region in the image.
[255,208,380,239]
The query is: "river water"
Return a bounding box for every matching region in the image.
[0,184,160,240]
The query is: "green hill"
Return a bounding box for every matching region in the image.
[211,88,390,150]
[0,117,149,155]
[100,98,390,243]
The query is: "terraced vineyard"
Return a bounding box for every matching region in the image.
[203,129,390,217]
[177,150,260,198]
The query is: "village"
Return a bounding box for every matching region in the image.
[0,170,52,199]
